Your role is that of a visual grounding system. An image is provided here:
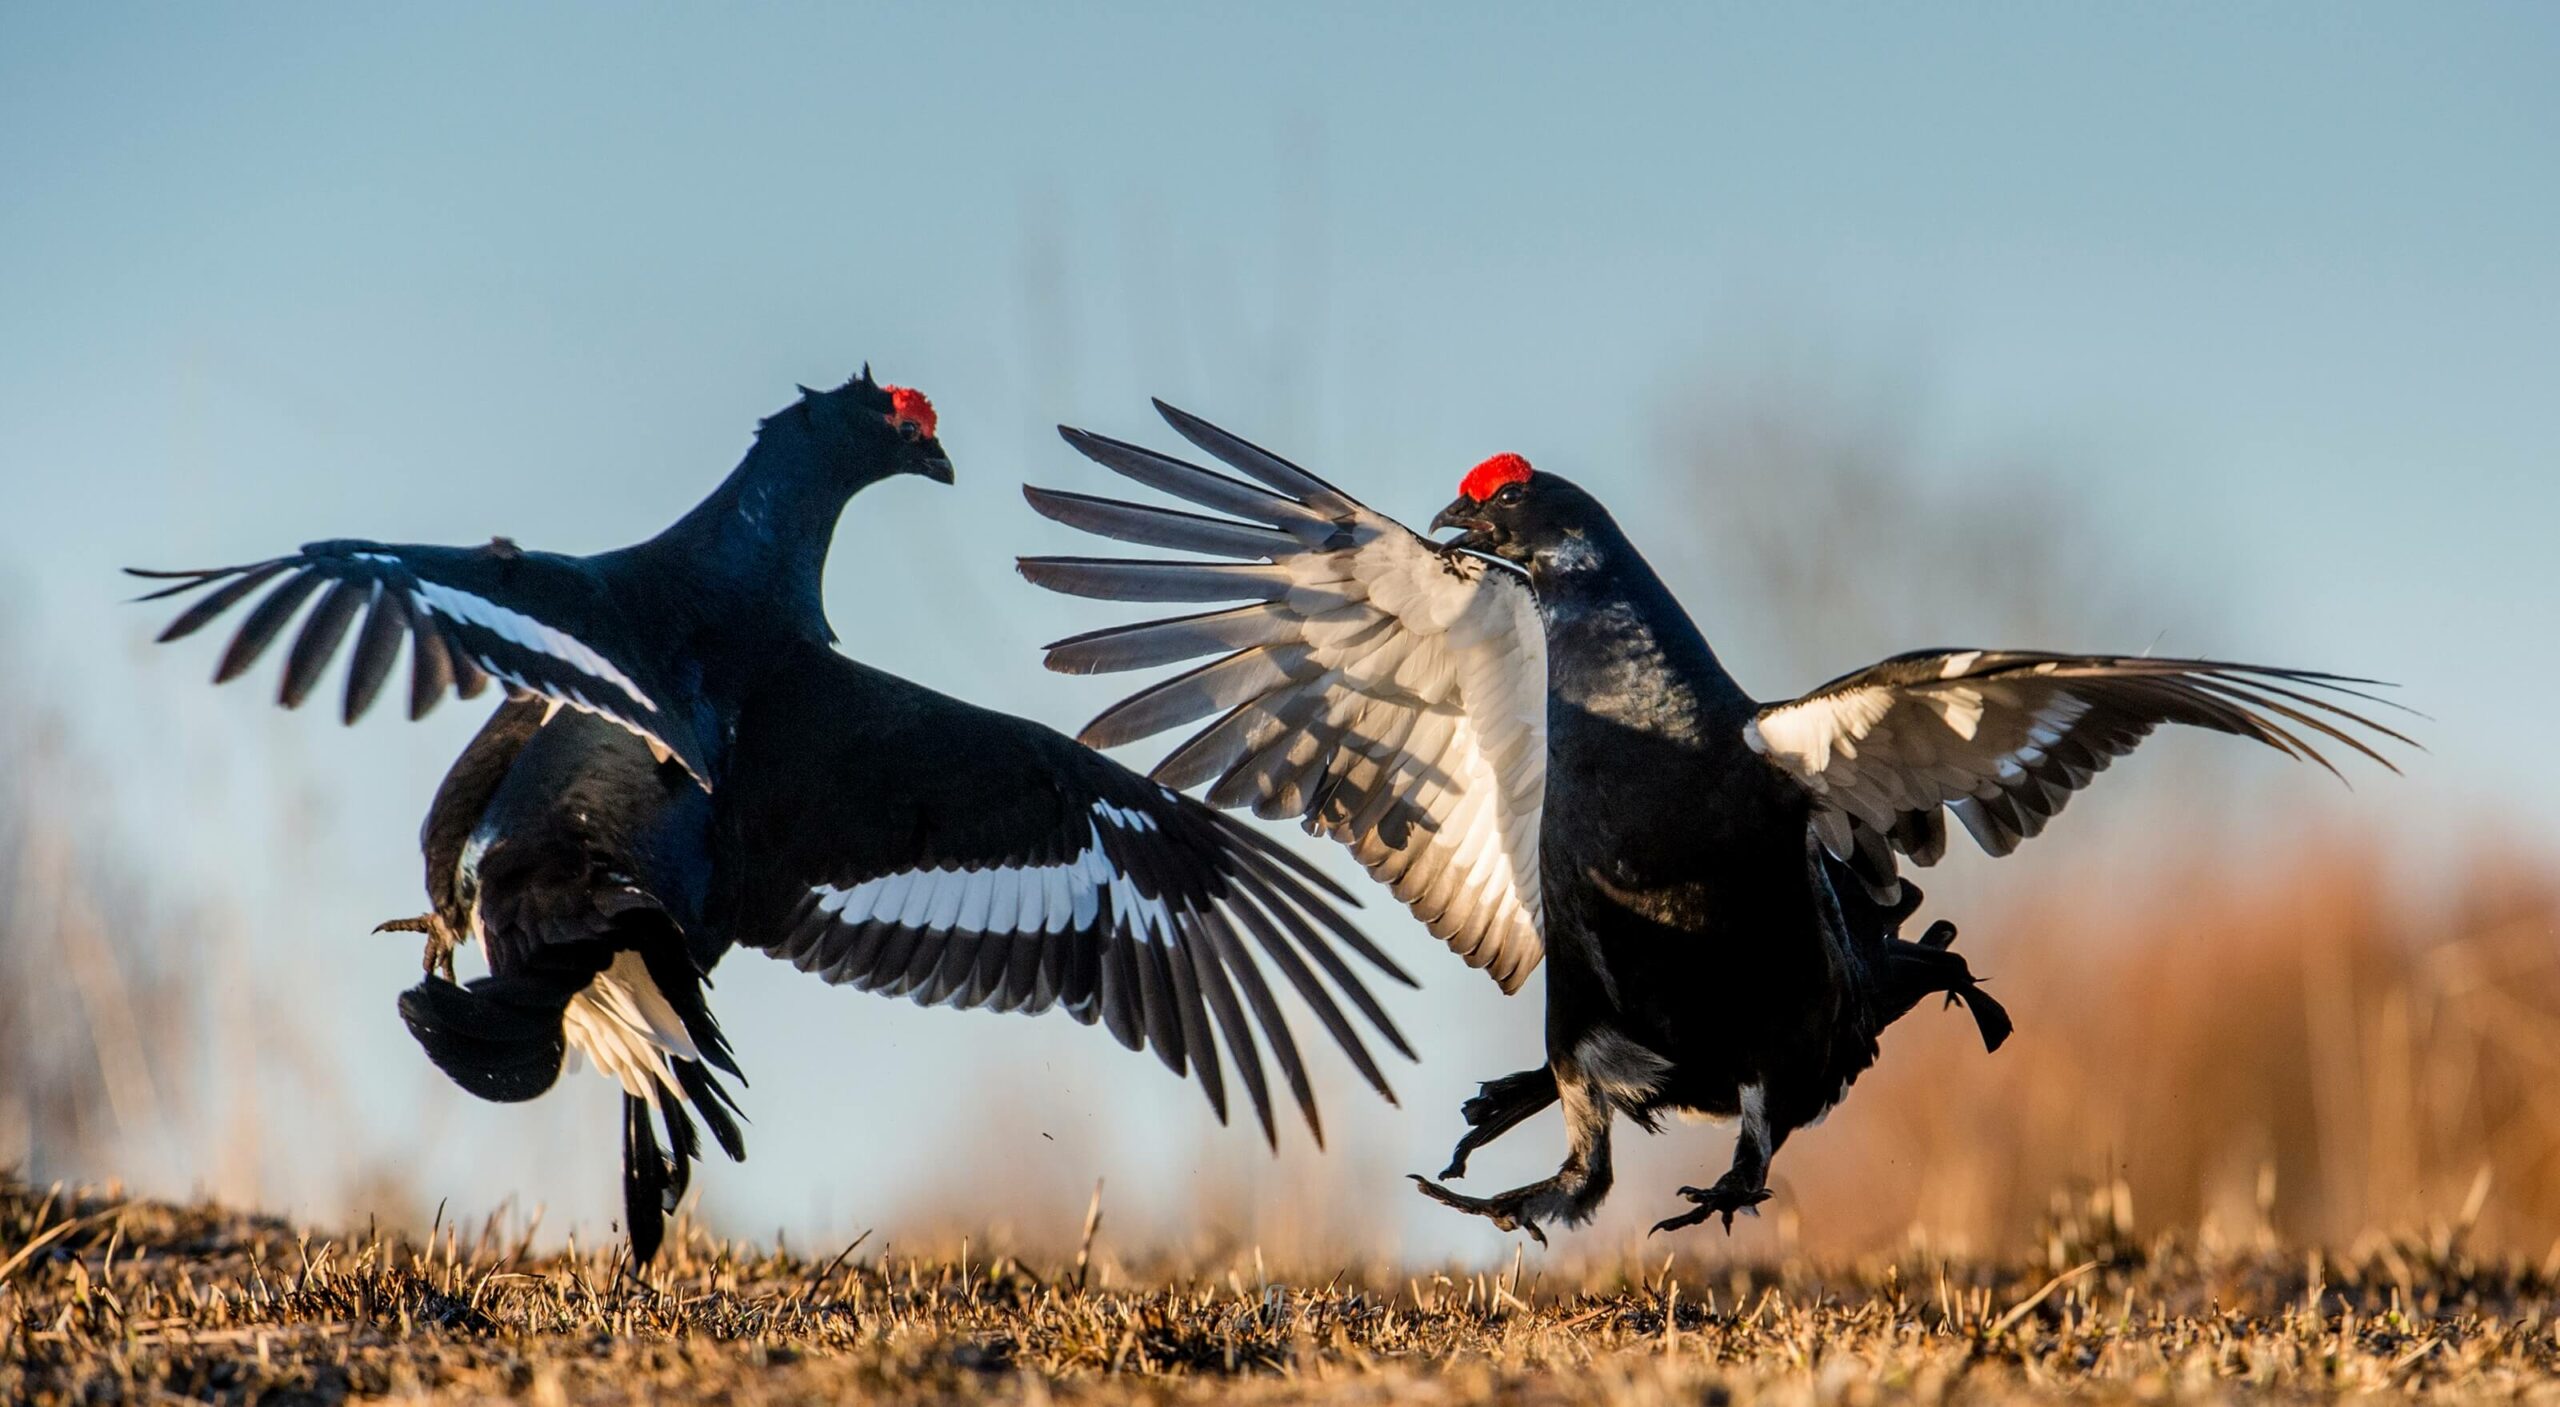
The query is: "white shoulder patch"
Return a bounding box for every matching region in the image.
[1753,686,1895,778]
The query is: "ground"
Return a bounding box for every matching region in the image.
[6,1175,2559,1405]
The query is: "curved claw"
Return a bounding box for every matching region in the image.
[1650,1208,1711,1237]
[375,912,461,980]
[1652,1183,1772,1236]
[1408,1174,1550,1246]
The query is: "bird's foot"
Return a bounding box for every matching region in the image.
[376,913,461,982]
[1408,1174,1554,1245]
[1650,1173,1773,1235]
[1457,1079,1524,1127]
[1441,1068,1561,1179]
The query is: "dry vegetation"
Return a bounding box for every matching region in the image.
[17,821,2560,1402]
[0,654,202,1188]
[13,1171,2560,1405]
[1753,832,2560,1261]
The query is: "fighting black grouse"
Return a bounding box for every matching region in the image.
[132,373,1411,1260]
[1019,402,2407,1241]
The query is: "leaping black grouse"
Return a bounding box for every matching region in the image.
[132,372,1412,1261]
[1019,402,2409,1242]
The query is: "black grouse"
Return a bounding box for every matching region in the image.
[132,373,1411,1261]
[1018,402,2407,1241]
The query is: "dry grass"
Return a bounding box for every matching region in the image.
[11,1174,2560,1405]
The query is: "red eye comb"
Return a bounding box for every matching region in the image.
[886,385,937,438]
[1459,452,1533,501]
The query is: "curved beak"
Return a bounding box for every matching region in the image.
[1431,495,1496,552]
[919,443,956,484]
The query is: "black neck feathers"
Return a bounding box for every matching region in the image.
[642,398,901,644]
[1527,505,1756,745]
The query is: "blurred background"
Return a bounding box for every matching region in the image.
[3,6,2555,1268]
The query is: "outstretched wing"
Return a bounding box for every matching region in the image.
[130,537,711,785]
[1749,649,2412,885]
[1018,402,1549,994]
[723,642,1414,1147]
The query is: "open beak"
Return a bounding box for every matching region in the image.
[1431,496,1496,552]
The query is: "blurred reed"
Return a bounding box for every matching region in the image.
[1776,831,2560,1259]
[0,641,196,1187]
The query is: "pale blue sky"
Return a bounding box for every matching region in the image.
[3,6,2553,1259]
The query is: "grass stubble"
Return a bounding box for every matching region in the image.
[7,1173,2560,1405]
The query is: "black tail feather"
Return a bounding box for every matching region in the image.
[626,1068,740,1264]
[623,1094,670,1265]
[658,1094,699,1213]
[1880,919,2016,1054]
[672,1059,747,1163]
[1952,981,2014,1053]
[640,943,744,1081]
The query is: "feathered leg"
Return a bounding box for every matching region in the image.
[1411,1059,1612,1244]
[1652,1083,1783,1235]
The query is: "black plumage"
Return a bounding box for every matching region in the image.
[1022,403,2408,1241]
[135,372,1408,1260]
[394,703,739,1262]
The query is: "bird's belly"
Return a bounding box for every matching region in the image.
[1548,851,1845,1076]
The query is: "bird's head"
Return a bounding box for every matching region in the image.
[789,366,955,487]
[1430,453,1613,578]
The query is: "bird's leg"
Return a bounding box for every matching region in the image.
[1439,1066,1559,1179]
[1652,1082,1781,1235]
[1412,1061,1612,1244]
[375,913,461,982]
